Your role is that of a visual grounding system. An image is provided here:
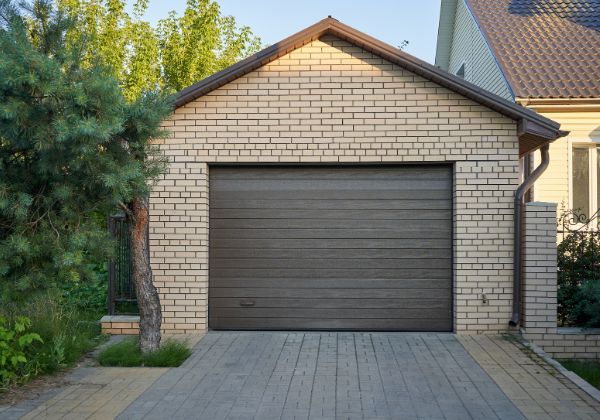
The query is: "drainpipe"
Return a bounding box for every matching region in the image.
[509,144,550,327]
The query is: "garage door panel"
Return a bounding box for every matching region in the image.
[210,213,451,229]
[214,206,450,220]
[211,238,452,249]
[210,189,450,201]
[210,257,451,270]
[209,317,452,331]
[211,179,450,192]
[211,166,451,180]
[211,267,451,280]
[210,287,450,299]
[212,198,452,210]
[210,248,451,260]
[211,278,451,289]
[209,166,452,331]
[211,228,450,241]
[212,219,452,236]
[211,297,451,308]
[212,307,452,319]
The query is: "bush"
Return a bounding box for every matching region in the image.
[558,231,600,327]
[0,317,42,387]
[60,263,108,314]
[97,338,191,367]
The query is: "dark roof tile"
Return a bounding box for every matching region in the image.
[467,0,600,98]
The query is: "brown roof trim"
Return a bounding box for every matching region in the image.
[517,97,600,113]
[174,17,566,152]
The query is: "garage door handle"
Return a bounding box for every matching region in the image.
[240,300,255,307]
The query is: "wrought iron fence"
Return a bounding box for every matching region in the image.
[557,209,600,326]
[108,213,137,314]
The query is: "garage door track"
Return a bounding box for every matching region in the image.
[118,332,524,419]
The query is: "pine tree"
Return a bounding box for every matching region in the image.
[0,0,171,351]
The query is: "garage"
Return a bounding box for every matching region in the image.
[208,165,453,331]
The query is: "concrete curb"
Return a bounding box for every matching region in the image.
[521,339,600,403]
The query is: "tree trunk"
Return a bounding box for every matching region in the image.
[129,196,161,353]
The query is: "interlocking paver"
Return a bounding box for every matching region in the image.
[459,335,600,420]
[14,332,592,419]
[1,367,168,420]
[118,332,526,420]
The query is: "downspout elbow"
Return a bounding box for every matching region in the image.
[510,144,550,327]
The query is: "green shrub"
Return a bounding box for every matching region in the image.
[60,263,108,314]
[0,316,42,386]
[558,231,600,327]
[98,338,191,367]
[0,292,106,387]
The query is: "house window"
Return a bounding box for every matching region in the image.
[572,145,600,219]
[456,63,465,79]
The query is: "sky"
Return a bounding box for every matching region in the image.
[127,0,442,64]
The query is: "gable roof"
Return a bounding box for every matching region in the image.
[465,0,600,99]
[175,17,566,154]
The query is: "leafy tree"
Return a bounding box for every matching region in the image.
[56,0,262,98]
[0,0,171,351]
[57,0,162,100]
[157,0,261,91]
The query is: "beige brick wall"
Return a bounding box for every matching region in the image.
[100,316,140,335]
[151,35,520,334]
[521,202,600,359]
[522,202,559,331]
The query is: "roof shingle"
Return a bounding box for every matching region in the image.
[467,0,600,99]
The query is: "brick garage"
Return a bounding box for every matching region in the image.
[149,18,563,334]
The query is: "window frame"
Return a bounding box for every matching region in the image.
[570,139,600,220]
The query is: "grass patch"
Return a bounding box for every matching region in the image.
[96,339,143,367]
[560,360,600,389]
[144,340,191,367]
[97,338,191,367]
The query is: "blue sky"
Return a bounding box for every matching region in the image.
[127,0,442,63]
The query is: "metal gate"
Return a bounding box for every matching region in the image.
[557,209,600,326]
[108,214,136,314]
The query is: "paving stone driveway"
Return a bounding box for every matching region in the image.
[118,332,524,420]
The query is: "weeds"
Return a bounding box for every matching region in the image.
[0,292,106,390]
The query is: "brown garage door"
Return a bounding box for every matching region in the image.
[209,166,452,331]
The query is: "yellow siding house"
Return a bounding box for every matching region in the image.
[436,0,600,220]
